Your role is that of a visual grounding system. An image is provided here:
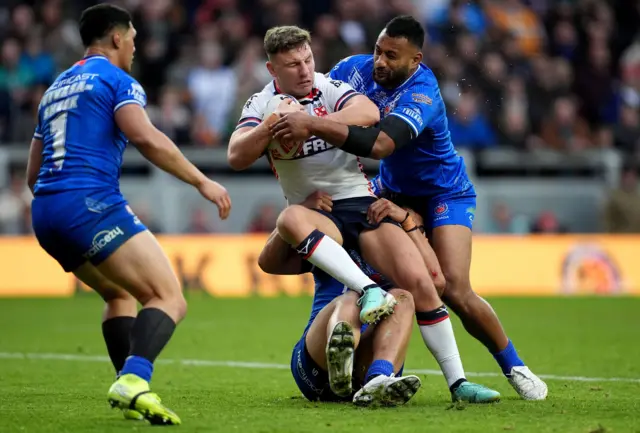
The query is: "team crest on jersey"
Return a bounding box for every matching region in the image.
[313,105,328,117]
[381,91,405,118]
[383,102,396,116]
[434,202,449,216]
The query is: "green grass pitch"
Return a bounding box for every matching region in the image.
[0,294,639,433]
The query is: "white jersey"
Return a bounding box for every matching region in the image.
[236,73,374,205]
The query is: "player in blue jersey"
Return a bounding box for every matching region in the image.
[259,193,421,406]
[26,4,231,425]
[257,25,500,404]
[261,191,502,404]
[271,15,547,400]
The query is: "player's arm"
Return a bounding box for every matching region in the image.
[114,76,230,217]
[228,120,275,171]
[274,112,410,160]
[26,137,43,194]
[272,88,431,159]
[228,97,303,170]
[367,198,430,258]
[325,94,379,126]
[116,105,231,219]
[116,105,208,187]
[321,76,379,127]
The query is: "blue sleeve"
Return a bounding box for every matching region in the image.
[33,121,43,140]
[388,85,438,138]
[113,73,147,113]
[328,56,356,82]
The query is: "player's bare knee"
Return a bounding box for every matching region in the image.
[433,272,447,296]
[335,290,360,311]
[344,289,360,301]
[276,205,308,242]
[149,291,187,322]
[156,285,187,320]
[388,288,414,311]
[172,294,188,321]
[257,249,273,274]
[441,276,473,315]
[399,270,440,306]
[440,269,471,298]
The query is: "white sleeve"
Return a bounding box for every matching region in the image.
[235,93,265,130]
[316,74,360,114]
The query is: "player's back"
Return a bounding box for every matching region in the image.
[34,55,146,196]
[330,55,472,198]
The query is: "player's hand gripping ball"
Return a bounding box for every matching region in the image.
[264,94,305,159]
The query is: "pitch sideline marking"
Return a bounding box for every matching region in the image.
[0,351,639,384]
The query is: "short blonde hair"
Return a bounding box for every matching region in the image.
[264,26,311,57]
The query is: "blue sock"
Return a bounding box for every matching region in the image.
[120,355,154,382]
[492,340,525,376]
[365,359,395,384]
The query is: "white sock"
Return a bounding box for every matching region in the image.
[417,306,466,388]
[296,230,376,294]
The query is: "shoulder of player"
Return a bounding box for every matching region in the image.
[313,72,349,89]
[413,65,438,89]
[338,54,373,68]
[330,54,373,79]
[399,68,439,103]
[243,86,274,113]
[93,63,143,92]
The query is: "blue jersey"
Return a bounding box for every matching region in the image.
[329,54,473,198]
[30,55,149,273]
[33,54,147,196]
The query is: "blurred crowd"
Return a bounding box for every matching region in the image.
[0,0,639,151]
[0,0,639,235]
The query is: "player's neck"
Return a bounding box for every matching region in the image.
[84,47,116,65]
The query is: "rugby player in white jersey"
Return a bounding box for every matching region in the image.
[228,26,499,403]
[228,25,397,325]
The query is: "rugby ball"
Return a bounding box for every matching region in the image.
[264,94,302,160]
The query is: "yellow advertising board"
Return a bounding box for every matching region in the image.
[0,235,637,297]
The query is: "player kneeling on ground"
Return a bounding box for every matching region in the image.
[293,281,419,406]
[260,194,420,405]
[261,192,500,404]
